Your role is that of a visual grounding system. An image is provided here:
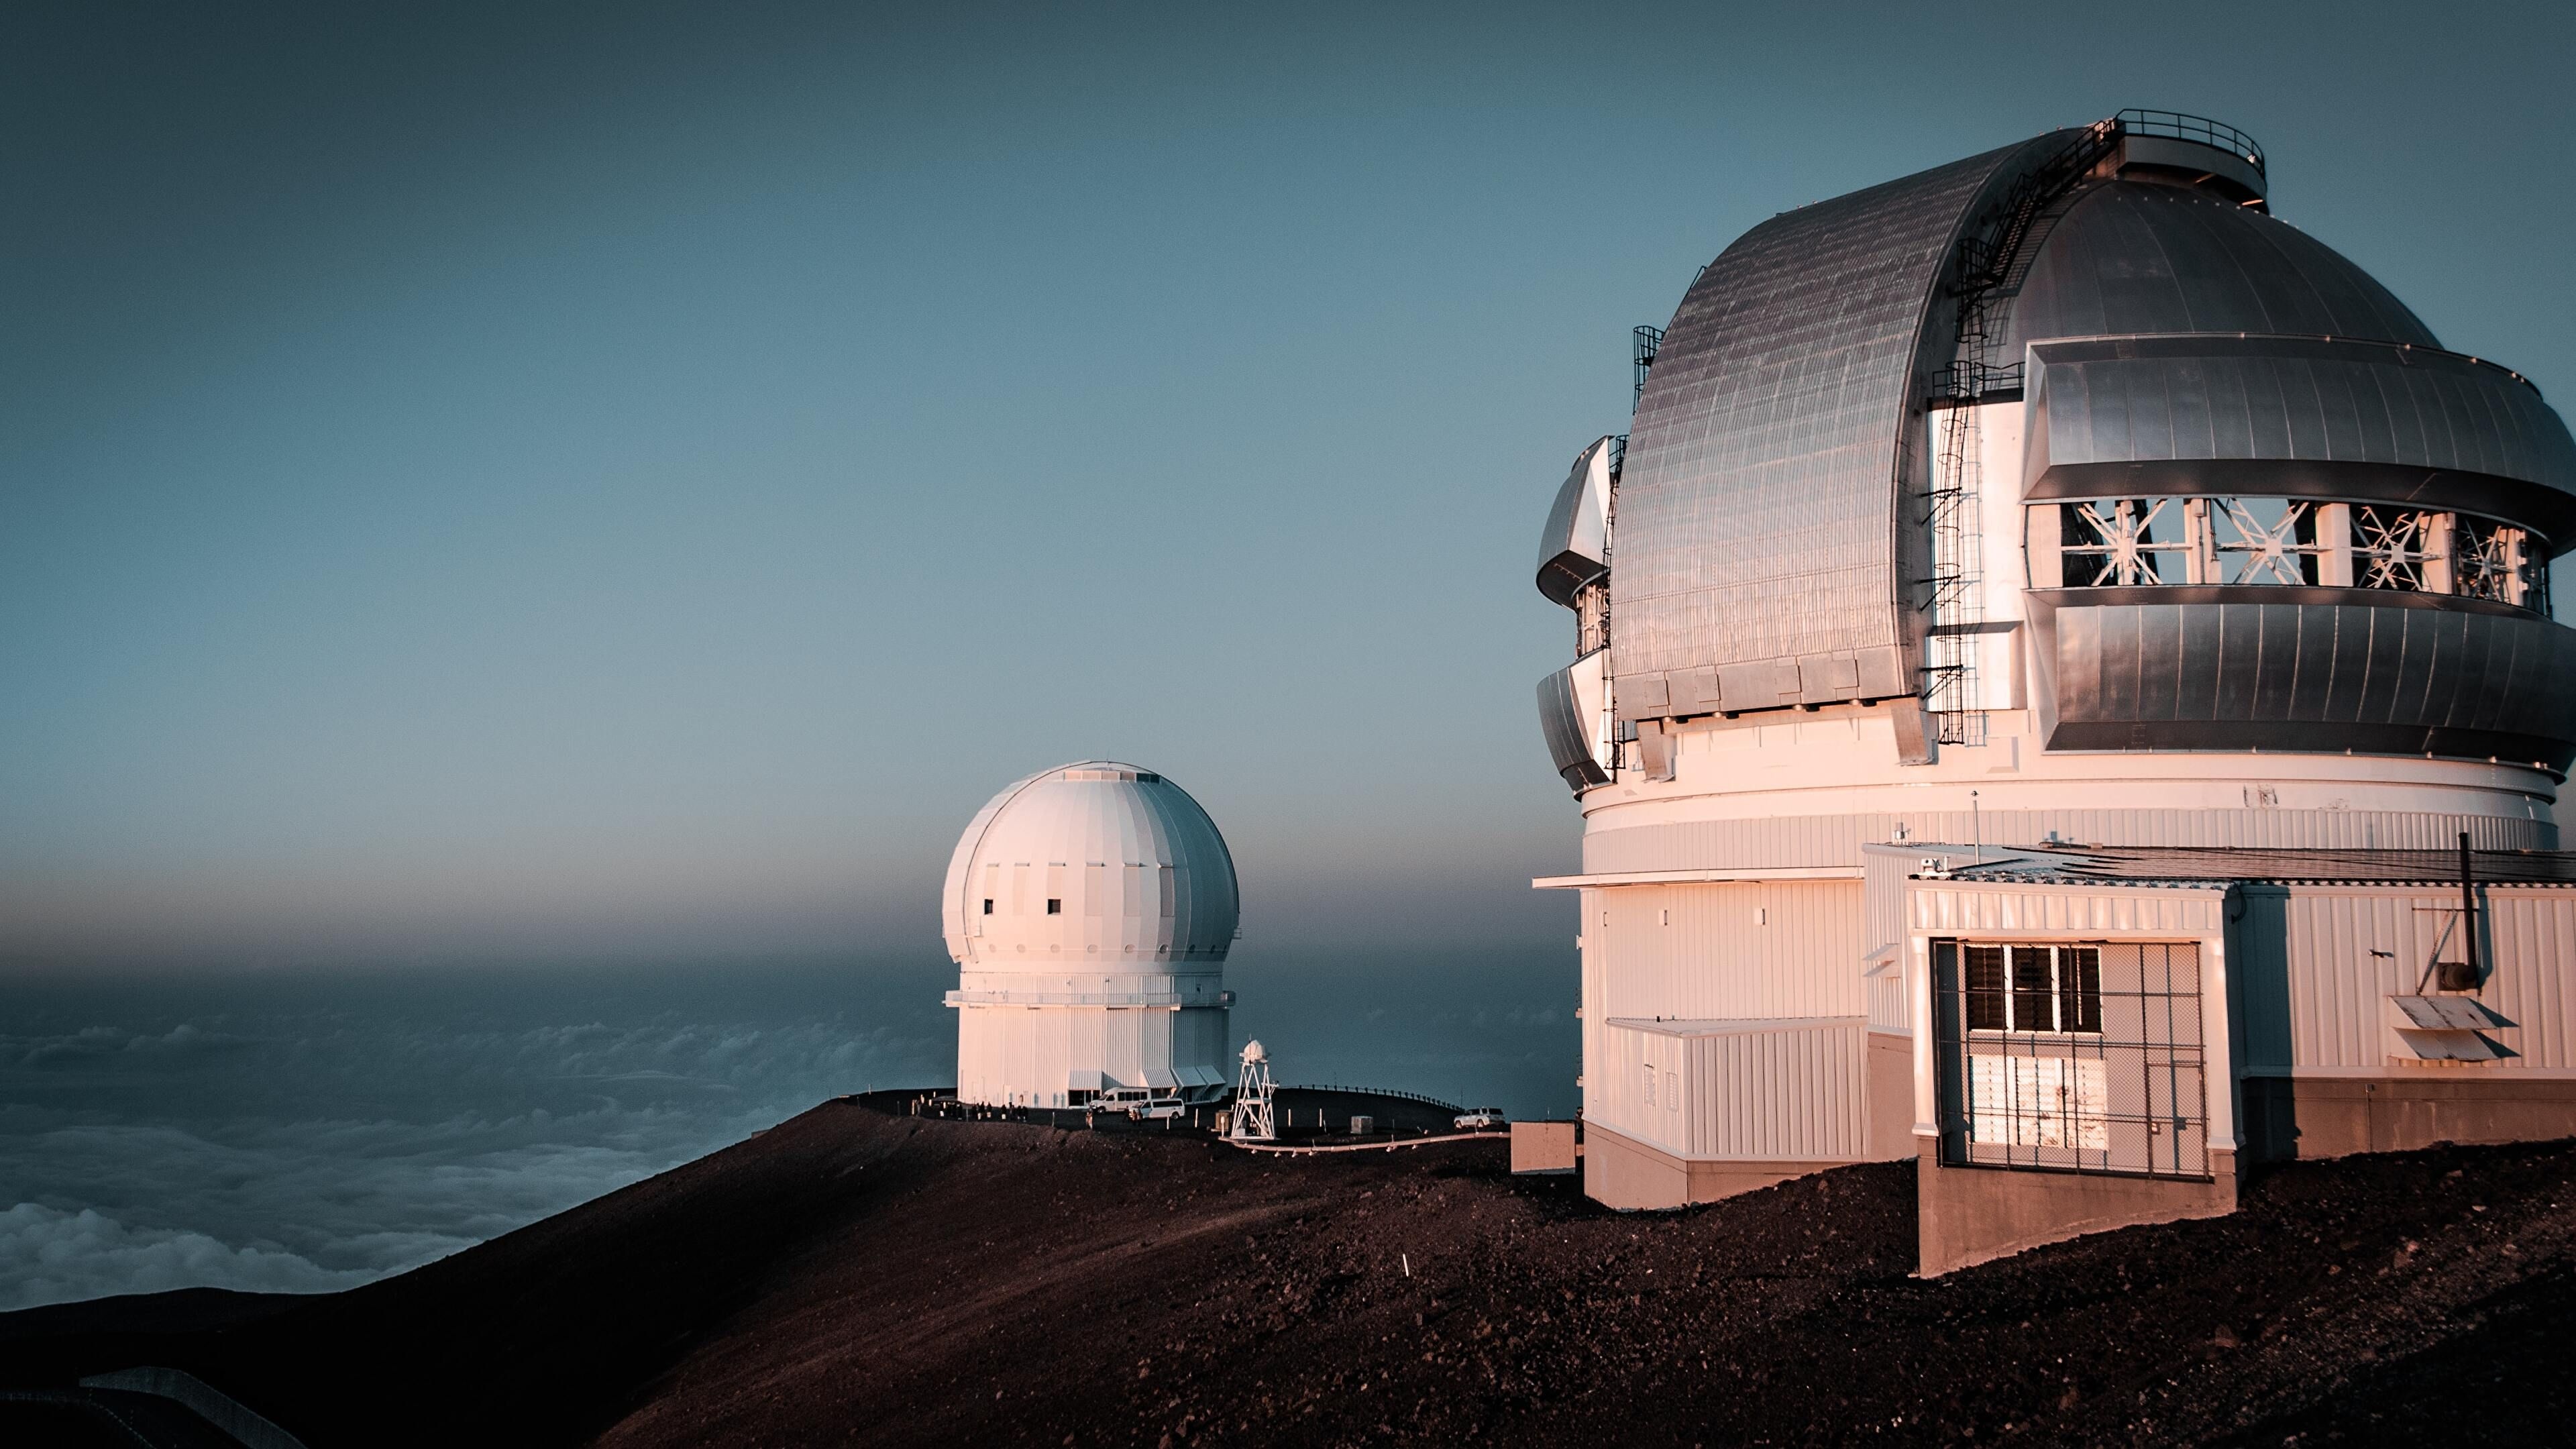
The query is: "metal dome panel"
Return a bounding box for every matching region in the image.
[1611,135,2062,707]
[940,761,1238,968]
[2037,593,2576,768]
[1536,435,1617,607]
[2027,334,2576,545]
[1999,180,2438,354]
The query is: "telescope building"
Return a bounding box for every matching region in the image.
[1532,111,2576,1269]
[942,762,1238,1110]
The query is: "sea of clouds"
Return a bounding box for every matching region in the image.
[0,946,1572,1313]
[0,959,956,1312]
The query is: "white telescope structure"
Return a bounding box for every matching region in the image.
[941,762,1238,1109]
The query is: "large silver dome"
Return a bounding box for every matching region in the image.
[1542,111,2576,787]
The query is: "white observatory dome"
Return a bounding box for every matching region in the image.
[941,761,1238,969]
[941,761,1240,1109]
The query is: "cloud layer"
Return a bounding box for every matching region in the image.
[0,947,1574,1313]
[0,957,957,1311]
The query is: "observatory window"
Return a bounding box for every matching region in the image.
[982,899,994,915]
[2048,497,2550,613]
[1046,899,1062,915]
[1967,945,2100,1034]
[1574,580,1611,656]
[1641,1063,1656,1108]
[1964,945,2008,1031]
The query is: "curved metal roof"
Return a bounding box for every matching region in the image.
[1612,134,2069,707]
[2000,180,2438,354]
[1593,120,2576,752]
[2025,333,2576,541]
[1535,435,1616,607]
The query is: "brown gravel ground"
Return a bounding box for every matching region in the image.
[5,1096,2571,1448]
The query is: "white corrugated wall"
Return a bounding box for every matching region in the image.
[2254,886,2576,1073]
[1600,1018,1868,1161]
[1595,880,1864,1022]
[955,1004,1230,1106]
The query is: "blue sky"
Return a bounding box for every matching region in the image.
[5,1,2571,965]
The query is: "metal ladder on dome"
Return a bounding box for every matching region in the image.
[1923,117,2129,747]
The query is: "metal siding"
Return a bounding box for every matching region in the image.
[1689,1021,1866,1159]
[2039,597,2576,765]
[2001,182,2437,356]
[1909,882,2227,940]
[1580,889,1605,1126]
[1582,809,2555,876]
[1535,660,1596,784]
[2237,888,2296,1073]
[1602,1018,1868,1161]
[1536,437,1615,604]
[1595,881,1863,1023]
[2275,886,2576,1071]
[2025,335,2576,530]
[1610,133,2069,704]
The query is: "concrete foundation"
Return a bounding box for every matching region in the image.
[2241,1075,2576,1162]
[1915,1138,2237,1276]
[1582,1120,1843,1210]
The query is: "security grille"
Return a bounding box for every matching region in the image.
[1933,941,2208,1179]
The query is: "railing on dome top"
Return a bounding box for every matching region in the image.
[1919,109,2265,748]
[2114,109,2265,175]
[1921,116,2128,747]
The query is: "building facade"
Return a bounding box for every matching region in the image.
[1532,112,2576,1250]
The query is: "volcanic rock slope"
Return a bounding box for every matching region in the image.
[8,1099,2574,1448]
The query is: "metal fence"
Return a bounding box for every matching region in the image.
[1933,941,2208,1179]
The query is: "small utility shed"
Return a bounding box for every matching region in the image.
[1892,843,2576,1274]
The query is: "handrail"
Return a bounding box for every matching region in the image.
[2115,109,2264,176]
[1282,1083,1466,1113]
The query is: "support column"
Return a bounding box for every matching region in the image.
[2424,512,2458,594]
[2183,497,2219,584]
[2026,504,2063,589]
[2314,502,2354,587]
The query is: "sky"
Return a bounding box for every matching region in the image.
[5,1,2573,967]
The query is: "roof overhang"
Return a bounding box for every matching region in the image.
[1533,865,1861,890]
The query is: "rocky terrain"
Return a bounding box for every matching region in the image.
[5,1095,2571,1446]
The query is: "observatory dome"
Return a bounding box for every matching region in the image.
[940,762,1238,971]
[941,761,1238,1109]
[1522,107,2576,1238]
[1548,111,2576,784]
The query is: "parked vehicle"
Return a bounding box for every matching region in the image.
[1090,1086,1185,1120]
[1453,1108,1507,1130]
